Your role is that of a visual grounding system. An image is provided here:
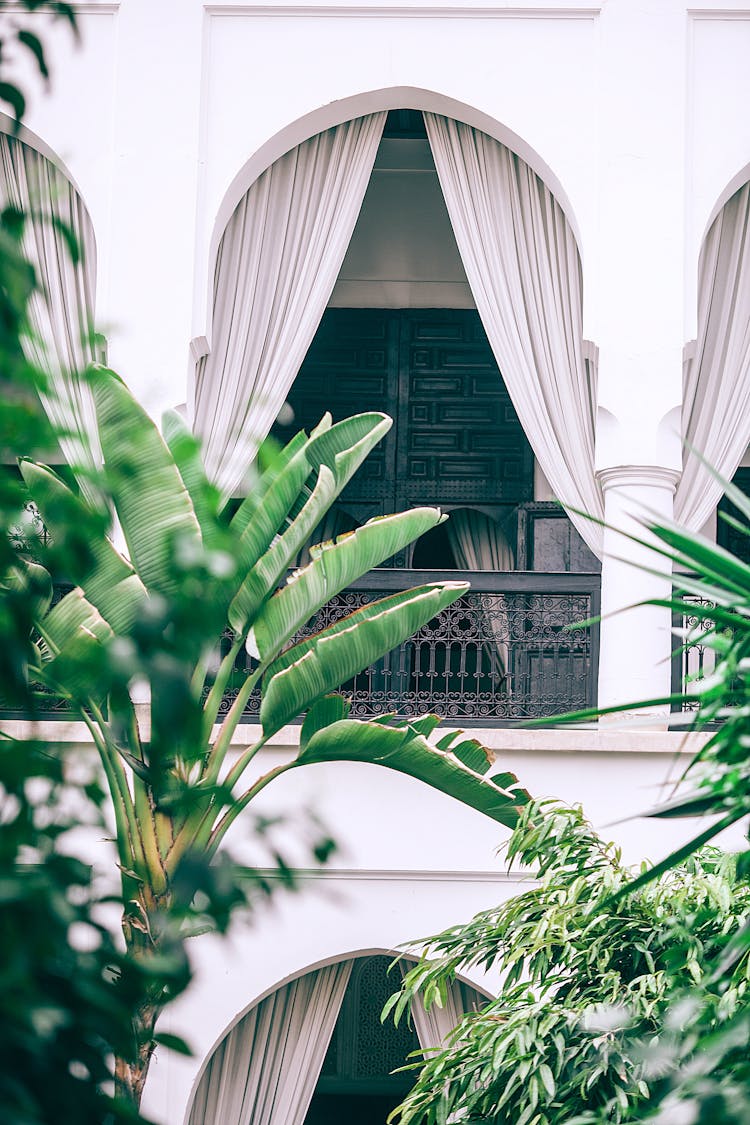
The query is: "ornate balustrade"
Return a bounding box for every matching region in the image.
[671,596,717,710]
[221,570,601,725]
[4,572,601,725]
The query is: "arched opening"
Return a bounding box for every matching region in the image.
[677,176,750,537]
[187,953,488,1125]
[0,122,101,500]
[196,104,602,720]
[270,109,597,573]
[303,955,421,1125]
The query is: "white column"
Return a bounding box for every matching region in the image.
[596,465,681,727]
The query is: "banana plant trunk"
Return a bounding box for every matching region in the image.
[114,998,160,1110]
[114,898,170,1112]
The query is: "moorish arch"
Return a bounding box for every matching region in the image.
[676,168,750,533]
[185,950,490,1125]
[190,92,605,556]
[0,114,101,493]
[204,86,586,287]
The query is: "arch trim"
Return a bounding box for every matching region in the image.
[182,946,493,1125]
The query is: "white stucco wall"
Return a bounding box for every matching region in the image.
[6,2,750,1121]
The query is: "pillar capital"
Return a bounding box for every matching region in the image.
[596,463,681,495]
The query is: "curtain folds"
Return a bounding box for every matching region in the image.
[445,508,515,572]
[0,132,100,491]
[188,960,353,1125]
[423,114,603,557]
[192,114,386,501]
[445,508,513,676]
[676,183,750,531]
[410,978,480,1051]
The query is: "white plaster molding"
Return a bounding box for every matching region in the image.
[247,866,533,882]
[596,464,682,494]
[688,9,750,20]
[4,2,120,11]
[205,3,600,17]
[1,714,708,755]
[189,334,209,361]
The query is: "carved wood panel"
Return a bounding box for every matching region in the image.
[396,310,533,507]
[277,308,533,514]
[276,308,398,504]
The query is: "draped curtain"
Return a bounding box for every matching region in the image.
[423,114,604,557]
[445,507,513,678]
[187,961,353,1125]
[192,114,386,501]
[0,132,100,493]
[445,508,514,572]
[410,978,482,1051]
[676,183,750,530]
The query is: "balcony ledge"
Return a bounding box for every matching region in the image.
[1,709,708,756]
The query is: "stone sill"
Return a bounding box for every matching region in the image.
[2,707,710,756]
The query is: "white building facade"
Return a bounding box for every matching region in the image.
[5,2,750,1122]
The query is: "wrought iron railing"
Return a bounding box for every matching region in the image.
[671,596,717,710]
[5,572,601,725]
[220,570,601,725]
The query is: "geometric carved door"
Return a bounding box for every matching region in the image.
[275,307,534,525]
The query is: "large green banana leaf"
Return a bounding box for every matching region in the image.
[228,414,394,630]
[260,581,467,737]
[19,460,147,634]
[251,508,447,664]
[296,717,530,829]
[228,429,309,538]
[36,586,112,702]
[91,367,202,595]
[232,445,314,579]
[161,411,224,553]
[305,412,391,484]
[3,558,53,623]
[228,466,339,634]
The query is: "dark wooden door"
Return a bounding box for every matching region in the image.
[395,310,532,510]
[275,308,534,522]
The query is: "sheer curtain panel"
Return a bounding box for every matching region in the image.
[192,114,386,502]
[445,507,513,675]
[423,114,603,556]
[0,132,100,494]
[187,960,353,1125]
[411,979,481,1051]
[676,183,750,530]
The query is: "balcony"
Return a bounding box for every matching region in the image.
[221,569,602,726]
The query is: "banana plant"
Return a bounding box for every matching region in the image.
[17,367,529,1108]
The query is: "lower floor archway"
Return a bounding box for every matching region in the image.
[187,953,486,1125]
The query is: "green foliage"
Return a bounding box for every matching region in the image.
[0,2,78,125]
[13,366,529,1105]
[389,801,750,1125]
[0,738,191,1125]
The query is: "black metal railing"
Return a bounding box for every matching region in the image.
[671,596,717,710]
[4,572,601,725]
[221,570,601,725]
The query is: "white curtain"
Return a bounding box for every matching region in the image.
[410,978,480,1051]
[192,114,386,502]
[0,132,101,493]
[188,960,353,1125]
[445,508,514,571]
[424,114,604,557]
[675,183,750,530]
[446,508,513,677]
